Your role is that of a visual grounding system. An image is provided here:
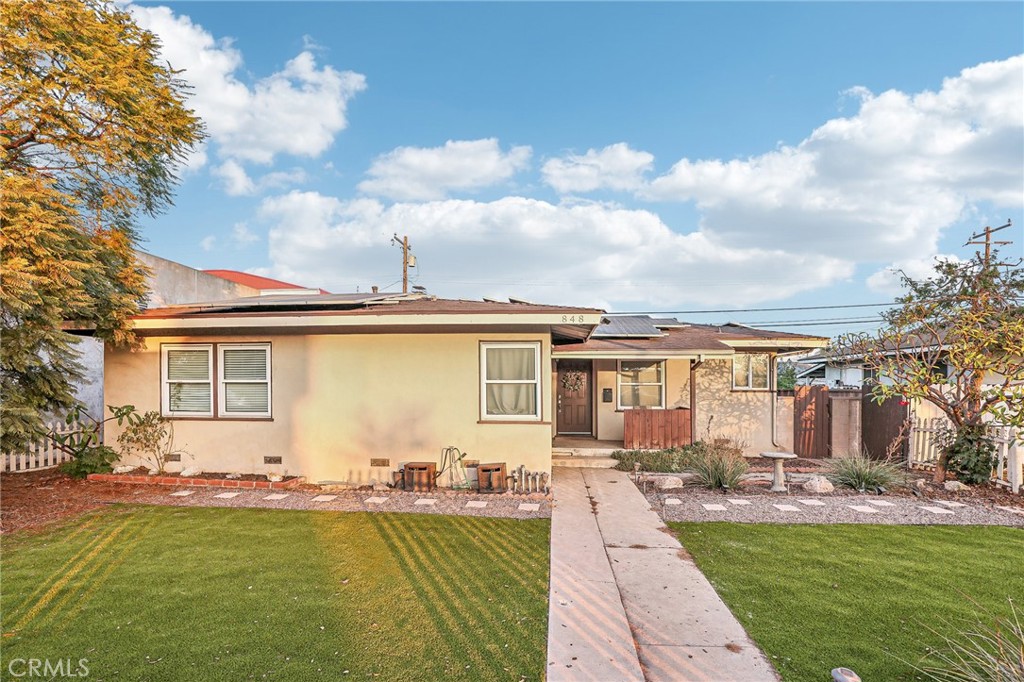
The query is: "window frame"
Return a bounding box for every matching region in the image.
[161,344,214,418]
[480,341,542,422]
[732,352,771,391]
[616,360,666,410]
[218,343,272,419]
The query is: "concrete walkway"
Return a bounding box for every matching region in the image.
[547,467,778,682]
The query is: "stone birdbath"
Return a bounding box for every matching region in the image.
[761,451,797,492]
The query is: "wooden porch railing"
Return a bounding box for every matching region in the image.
[624,408,692,450]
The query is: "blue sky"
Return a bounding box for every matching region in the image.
[130,2,1024,334]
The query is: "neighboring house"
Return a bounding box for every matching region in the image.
[202,270,330,296]
[84,294,825,484]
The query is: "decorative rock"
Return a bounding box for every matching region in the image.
[225,473,242,480]
[656,476,685,490]
[267,474,283,483]
[914,479,929,490]
[148,469,159,476]
[944,480,969,492]
[802,476,834,494]
[179,467,201,478]
[112,465,136,474]
[371,482,390,492]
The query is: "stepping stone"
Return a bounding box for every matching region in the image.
[364,497,389,505]
[663,498,682,506]
[465,501,487,509]
[996,505,1024,516]
[727,499,752,506]
[311,495,337,502]
[849,505,879,514]
[213,492,241,499]
[518,503,540,512]
[797,499,826,506]
[772,504,801,512]
[920,505,955,515]
[702,504,727,511]
[263,493,289,501]
[866,500,895,507]
[934,500,967,508]
[169,490,194,497]
[414,498,437,506]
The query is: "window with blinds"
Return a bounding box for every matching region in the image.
[163,345,214,416]
[617,360,665,409]
[219,344,271,417]
[160,343,271,418]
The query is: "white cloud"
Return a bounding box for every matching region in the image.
[542,143,654,193]
[212,160,308,196]
[358,139,532,201]
[231,222,260,246]
[200,235,217,252]
[212,160,255,196]
[644,55,1024,262]
[258,191,853,308]
[129,5,366,166]
[866,254,963,295]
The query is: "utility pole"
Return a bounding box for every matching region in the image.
[965,219,1012,268]
[391,234,412,293]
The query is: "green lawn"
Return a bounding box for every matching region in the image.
[670,523,1024,682]
[2,506,550,680]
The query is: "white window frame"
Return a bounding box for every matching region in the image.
[733,352,771,391]
[480,342,542,421]
[161,344,214,417]
[617,360,666,410]
[218,343,272,419]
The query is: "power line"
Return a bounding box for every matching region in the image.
[609,301,901,315]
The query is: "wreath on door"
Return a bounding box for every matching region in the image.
[560,369,586,393]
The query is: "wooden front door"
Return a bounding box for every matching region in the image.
[557,360,592,434]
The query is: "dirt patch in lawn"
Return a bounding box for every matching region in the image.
[0,469,167,535]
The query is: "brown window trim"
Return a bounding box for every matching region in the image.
[161,341,273,420]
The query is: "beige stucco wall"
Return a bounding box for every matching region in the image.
[692,359,781,455]
[593,359,691,442]
[104,332,554,484]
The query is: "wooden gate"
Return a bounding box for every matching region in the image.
[860,385,909,459]
[793,386,830,458]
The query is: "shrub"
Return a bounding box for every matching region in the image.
[826,453,903,491]
[116,411,182,474]
[684,440,748,490]
[939,426,998,485]
[50,404,140,478]
[612,448,689,473]
[914,600,1024,682]
[59,445,118,478]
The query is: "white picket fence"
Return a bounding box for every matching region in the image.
[909,417,1022,494]
[1,421,84,473]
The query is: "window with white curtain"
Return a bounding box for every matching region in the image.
[733,353,770,390]
[481,342,541,420]
[617,360,665,409]
[161,343,271,418]
[219,344,271,417]
[162,344,214,417]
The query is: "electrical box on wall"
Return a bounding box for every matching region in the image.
[602,388,613,403]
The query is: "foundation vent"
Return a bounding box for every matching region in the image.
[264,456,283,465]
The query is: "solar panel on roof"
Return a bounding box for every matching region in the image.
[591,315,666,338]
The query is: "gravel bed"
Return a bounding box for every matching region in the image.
[128,485,553,520]
[644,487,1024,527]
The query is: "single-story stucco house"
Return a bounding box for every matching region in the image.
[78,292,826,485]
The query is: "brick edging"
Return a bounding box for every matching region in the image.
[87,473,303,490]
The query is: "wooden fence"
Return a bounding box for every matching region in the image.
[2,421,81,473]
[909,418,1022,494]
[624,408,692,450]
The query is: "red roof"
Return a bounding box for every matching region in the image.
[204,270,327,293]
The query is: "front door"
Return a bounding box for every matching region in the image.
[556,360,593,434]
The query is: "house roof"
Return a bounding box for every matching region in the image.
[553,321,827,358]
[72,293,603,340]
[203,269,329,294]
